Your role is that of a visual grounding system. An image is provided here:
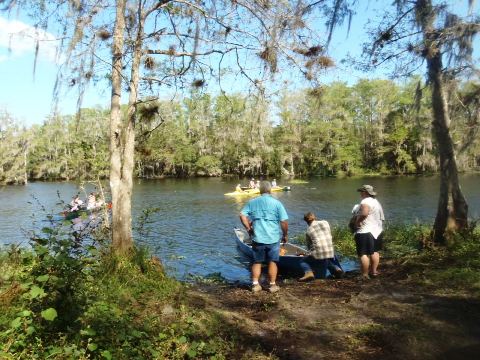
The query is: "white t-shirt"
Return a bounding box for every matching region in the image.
[356,197,384,239]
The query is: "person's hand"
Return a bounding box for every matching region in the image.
[247,228,254,237]
[281,234,288,243]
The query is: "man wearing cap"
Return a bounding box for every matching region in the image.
[240,181,289,293]
[353,185,385,279]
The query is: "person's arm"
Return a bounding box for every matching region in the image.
[355,203,370,228]
[240,214,254,236]
[280,220,288,243]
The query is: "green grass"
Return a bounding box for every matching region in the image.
[294,222,480,295]
[0,245,237,359]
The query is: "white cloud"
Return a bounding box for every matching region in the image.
[0,16,58,62]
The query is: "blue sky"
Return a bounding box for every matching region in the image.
[0,1,477,126]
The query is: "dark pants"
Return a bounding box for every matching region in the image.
[299,257,340,279]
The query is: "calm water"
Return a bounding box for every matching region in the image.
[1,175,480,283]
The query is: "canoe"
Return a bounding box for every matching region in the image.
[225,186,291,196]
[234,228,310,275]
[234,227,343,276]
[61,203,111,220]
[62,209,90,220]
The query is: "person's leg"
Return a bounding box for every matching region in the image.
[251,263,262,283]
[300,259,313,274]
[370,252,380,275]
[267,261,278,284]
[327,258,343,277]
[355,233,373,279]
[370,233,383,275]
[315,259,328,279]
[251,242,265,291]
[299,258,315,281]
[359,255,370,277]
[265,243,281,292]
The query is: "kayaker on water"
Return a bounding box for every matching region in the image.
[87,192,96,210]
[271,179,277,187]
[69,195,83,212]
[249,178,255,188]
[240,181,289,293]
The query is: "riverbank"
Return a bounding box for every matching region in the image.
[1,225,479,359]
[189,256,480,359]
[185,224,480,359]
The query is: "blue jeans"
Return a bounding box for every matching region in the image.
[299,257,340,279]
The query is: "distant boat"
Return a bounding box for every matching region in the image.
[225,186,291,196]
[61,203,111,220]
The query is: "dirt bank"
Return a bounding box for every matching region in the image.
[187,260,480,360]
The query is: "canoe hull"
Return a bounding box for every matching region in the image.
[234,228,342,276]
[234,228,307,274]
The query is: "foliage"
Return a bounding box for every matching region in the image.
[0,220,241,359]
[0,110,28,185]
[331,226,358,258]
[329,221,480,295]
[2,77,480,181]
[403,222,480,295]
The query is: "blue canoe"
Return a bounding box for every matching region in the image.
[234,228,343,276]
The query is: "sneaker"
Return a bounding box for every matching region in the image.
[298,271,315,282]
[251,284,262,293]
[334,268,345,279]
[268,284,280,293]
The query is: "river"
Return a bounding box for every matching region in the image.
[1,175,479,282]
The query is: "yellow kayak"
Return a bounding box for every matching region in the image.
[224,186,291,196]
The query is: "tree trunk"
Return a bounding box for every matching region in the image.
[109,0,145,253]
[427,50,468,244]
[24,146,28,185]
[110,0,133,253]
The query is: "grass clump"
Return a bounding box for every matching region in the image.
[407,224,480,294]
[320,222,480,295]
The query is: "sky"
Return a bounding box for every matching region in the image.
[0,1,478,126]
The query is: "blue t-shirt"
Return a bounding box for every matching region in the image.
[241,194,288,244]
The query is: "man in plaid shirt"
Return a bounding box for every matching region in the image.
[299,212,343,281]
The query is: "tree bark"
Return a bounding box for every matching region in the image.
[110,0,133,253]
[109,0,146,253]
[427,48,468,244]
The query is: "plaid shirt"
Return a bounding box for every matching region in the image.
[306,220,334,259]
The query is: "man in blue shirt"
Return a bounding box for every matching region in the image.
[240,181,289,293]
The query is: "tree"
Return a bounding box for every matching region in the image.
[0,111,28,185]
[3,0,354,252]
[363,0,479,243]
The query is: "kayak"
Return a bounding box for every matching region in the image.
[225,186,291,196]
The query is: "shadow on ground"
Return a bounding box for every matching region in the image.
[187,261,480,360]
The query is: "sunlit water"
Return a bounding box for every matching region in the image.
[1,175,479,283]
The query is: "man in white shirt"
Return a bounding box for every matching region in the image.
[353,185,385,279]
